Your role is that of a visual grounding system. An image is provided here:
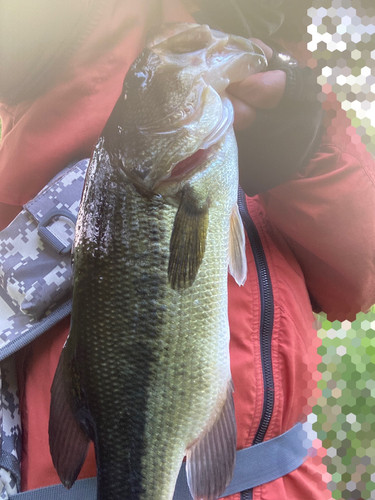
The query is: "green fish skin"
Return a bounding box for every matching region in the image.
[49,23,266,500]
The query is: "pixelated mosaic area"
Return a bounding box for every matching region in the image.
[313,310,375,500]
[306,0,375,155]
[304,4,375,500]
[305,3,375,499]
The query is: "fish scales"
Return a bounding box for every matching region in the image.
[49,23,266,500]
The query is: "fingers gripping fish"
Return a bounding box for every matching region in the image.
[49,23,266,500]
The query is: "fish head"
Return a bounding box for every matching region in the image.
[102,23,267,193]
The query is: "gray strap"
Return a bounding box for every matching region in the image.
[9,478,96,500]
[10,422,308,499]
[175,422,308,498]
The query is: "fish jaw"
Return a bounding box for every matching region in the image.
[152,96,234,194]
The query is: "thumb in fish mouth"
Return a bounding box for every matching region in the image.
[168,187,209,291]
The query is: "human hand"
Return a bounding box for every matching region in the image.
[227,39,287,131]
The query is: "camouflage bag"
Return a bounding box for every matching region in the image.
[0,159,89,496]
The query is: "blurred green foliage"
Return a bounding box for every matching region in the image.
[315,309,375,499]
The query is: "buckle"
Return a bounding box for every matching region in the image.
[37,208,77,255]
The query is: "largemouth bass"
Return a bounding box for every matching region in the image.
[49,23,266,500]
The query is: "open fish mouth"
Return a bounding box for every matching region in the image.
[166,147,216,182]
[156,96,234,186]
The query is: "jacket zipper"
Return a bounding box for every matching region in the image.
[237,188,275,500]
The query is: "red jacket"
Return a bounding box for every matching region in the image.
[1,1,374,498]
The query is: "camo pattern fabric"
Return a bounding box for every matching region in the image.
[0,356,21,498]
[0,159,89,496]
[0,159,88,360]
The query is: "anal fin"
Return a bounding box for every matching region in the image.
[186,382,237,500]
[49,351,90,489]
[229,203,247,286]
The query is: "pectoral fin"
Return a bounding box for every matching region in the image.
[186,382,237,500]
[168,190,208,290]
[229,203,247,286]
[49,352,90,489]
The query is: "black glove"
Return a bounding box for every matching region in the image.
[237,42,325,196]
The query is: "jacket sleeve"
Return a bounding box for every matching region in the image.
[258,107,375,321]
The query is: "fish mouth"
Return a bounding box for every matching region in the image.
[165,146,217,182]
[156,96,234,186]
